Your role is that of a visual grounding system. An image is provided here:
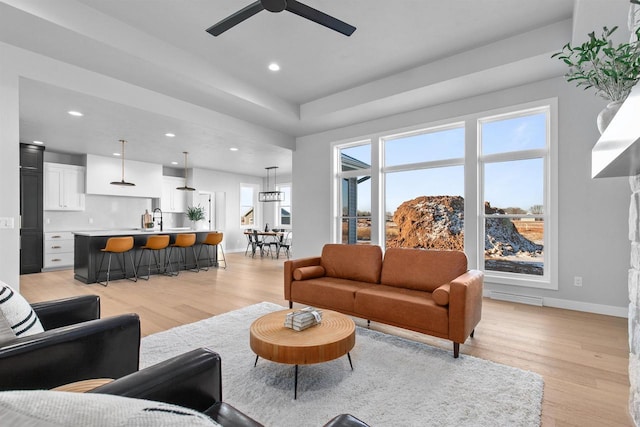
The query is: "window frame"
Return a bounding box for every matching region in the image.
[478,104,556,290]
[276,183,292,227]
[239,183,259,228]
[332,140,373,245]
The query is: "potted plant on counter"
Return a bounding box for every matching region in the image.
[186,205,205,230]
[552,25,640,133]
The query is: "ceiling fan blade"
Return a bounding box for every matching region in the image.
[206,1,264,36]
[285,0,356,36]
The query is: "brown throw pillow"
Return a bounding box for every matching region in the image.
[432,283,450,306]
[293,266,326,281]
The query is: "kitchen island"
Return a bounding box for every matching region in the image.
[74,229,217,284]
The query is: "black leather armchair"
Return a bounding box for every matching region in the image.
[0,295,141,391]
[91,347,263,427]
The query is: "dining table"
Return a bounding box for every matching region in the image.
[245,230,284,259]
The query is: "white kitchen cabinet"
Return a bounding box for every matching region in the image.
[44,163,85,211]
[161,176,187,212]
[43,231,74,270]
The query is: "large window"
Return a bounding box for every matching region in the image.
[480,109,549,281]
[383,125,465,249]
[332,100,557,289]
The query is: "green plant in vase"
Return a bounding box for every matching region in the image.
[186,205,205,229]
[552,26,640,133]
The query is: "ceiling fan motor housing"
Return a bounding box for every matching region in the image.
[262,0,287,13]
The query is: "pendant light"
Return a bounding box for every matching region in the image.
[176,151,196,191]
[258,166,284,202]
[110,139,135,186]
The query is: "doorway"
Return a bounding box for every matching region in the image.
[197,192,214,230]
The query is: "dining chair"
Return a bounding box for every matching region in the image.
[244,231,254,256]
[277,231,292,259]
[251,230,267,258]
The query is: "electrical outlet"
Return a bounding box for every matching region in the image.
[89,218,93,224]
[0,217,14,229]
[574,276,583,287]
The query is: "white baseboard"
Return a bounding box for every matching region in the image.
[483,290,628,318]
[490,291,543,306]
[542,297,628,318]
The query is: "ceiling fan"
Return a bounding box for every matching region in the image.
[206,0,356,37]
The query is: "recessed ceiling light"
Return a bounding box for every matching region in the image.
[165,133,175,137]
[229,147,239,151]
[113,152,121,156]
[68,110,83,117]
[268,62,280,71]
[171,161,178,165]
[33,140,44,145]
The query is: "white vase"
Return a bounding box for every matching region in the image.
[597,100,623,134]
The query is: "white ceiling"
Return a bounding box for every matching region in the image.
[0,0,583,177]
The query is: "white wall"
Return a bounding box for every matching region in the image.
[191,168,262,252]
[0,54,20,291]
[294,76,630,314]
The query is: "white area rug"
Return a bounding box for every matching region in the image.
[140,302,543,427]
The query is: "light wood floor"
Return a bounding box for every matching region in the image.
[20,252,632,426]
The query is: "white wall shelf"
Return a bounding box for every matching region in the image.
[592,85,640,179]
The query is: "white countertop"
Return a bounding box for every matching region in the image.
[73,227,202,237]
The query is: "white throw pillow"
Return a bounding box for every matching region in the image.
[0,281,44,337]
[0,390,222,427]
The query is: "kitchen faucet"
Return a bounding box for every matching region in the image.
[152,208,163,231]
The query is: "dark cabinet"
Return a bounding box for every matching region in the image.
[20,143,44,274]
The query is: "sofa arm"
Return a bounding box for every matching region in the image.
[448,270,484,344]
[0,313,140,391]
[284,256,322,301]
[204,402,265,427]
[91,347,221,413]
[31,295,101,330]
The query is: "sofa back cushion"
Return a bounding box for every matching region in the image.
[0,281,44,338]
[381,248,467,292]
[321,244,383,283]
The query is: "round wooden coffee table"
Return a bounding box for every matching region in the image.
[250,309,355,399]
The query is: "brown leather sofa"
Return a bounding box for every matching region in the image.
[284,244,483,357]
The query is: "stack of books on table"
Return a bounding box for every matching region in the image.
[284,307,323,331]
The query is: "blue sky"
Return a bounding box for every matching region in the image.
[342,112,546,214]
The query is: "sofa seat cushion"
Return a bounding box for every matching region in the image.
[290,277,376,313]
[321,244,382,283]
[354,285,449,335]
[0,390,221,426]
[380,248,468,293]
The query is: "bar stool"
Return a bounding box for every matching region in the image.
[198,232,227,270]
[96,236,137,286]
[136,235,171,280]
[166,233,199,275]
